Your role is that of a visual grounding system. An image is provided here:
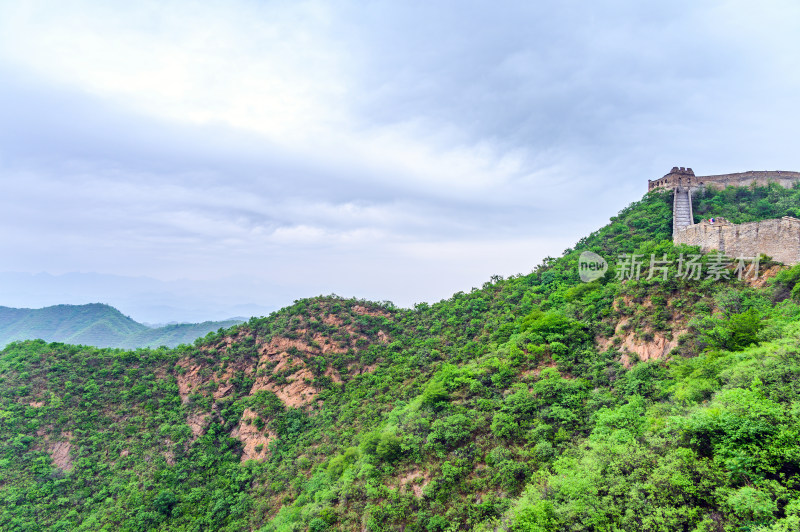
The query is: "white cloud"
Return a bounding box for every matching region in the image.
[0,0,348,139]
[0,0,550,200]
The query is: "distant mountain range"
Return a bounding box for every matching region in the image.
[0,271,280,324]
[0,303,243,349]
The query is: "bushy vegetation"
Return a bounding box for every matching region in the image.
[2,186,800,530]
[692,182,800,223]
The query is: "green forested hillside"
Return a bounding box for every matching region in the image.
[0,303,146,347]
[0,303,242,349]
[119,320,246,350]
[692,181,800,223]
[3,185,800,531]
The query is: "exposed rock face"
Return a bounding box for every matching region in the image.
[396,469,431,498]
[230,409,276,462]
[596,318,683,368]
[173,302,392,459]
[597,292,692,368]
[186,413,208,442]
[616,330,682,368]
[250,338,322,407]
[40,431,74,471]
[51,440,73,471]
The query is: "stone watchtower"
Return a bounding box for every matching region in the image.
[652,167,697,234]
[649,167,800,265]
[648,166,696,193]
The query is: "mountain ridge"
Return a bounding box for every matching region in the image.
[0,302,243,349]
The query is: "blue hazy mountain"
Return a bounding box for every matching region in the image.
[0,303,243,349]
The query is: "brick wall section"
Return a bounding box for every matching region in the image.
[697,170,800,190]
[649,169,800,192]
[674,216,800,264]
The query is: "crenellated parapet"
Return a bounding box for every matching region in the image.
[649,168,800,193]
[649,167,696,192]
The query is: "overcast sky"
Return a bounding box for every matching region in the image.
[2,0,800,322]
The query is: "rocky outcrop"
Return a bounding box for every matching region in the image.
[174,301,392,458]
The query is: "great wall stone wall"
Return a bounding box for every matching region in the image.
[648,167,800,193]
[650,167,800,265]
[673,216,800,264]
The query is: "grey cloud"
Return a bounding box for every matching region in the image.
[340,1,798,176]
[3,1,800,321]
[0,65,575,237]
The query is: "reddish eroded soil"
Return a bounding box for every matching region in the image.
[596,316,687,368]
[746,264,782,288]
[395,468,431,497]
[230,408,277,461]
[36,430,74,471]
[175,301,392,444]
[186,412,208,442]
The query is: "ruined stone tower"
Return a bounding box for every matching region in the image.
[650,167,800,265]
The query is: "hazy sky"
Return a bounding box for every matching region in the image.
[2,0,800,322]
